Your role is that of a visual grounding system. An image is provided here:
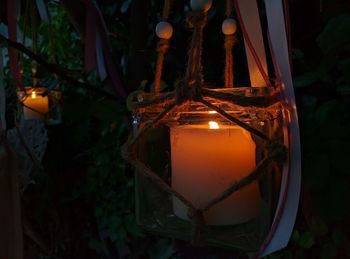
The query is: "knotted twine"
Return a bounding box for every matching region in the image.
[175,10,207,106]
[123,5,287,246]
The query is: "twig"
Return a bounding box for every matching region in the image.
[0,36,121,100]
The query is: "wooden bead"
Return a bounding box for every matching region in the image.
[222,18,237,35]
[155,21,173,39]
[190,0,212,12]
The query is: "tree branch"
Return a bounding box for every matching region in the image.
[0,36,122,100]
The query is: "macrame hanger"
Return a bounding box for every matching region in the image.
[154,0,173,95]
[183,6,208,98]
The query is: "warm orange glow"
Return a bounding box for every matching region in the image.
[31,91,37,99]
[208,121,219,129]
[171,125,261,225]
[208,111,217,114]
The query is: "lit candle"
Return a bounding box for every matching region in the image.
[170,121,261,225]
[22,89,49,120]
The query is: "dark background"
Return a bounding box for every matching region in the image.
[1,0,350,258]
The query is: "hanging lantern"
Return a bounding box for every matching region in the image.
[123,0,301,257]
[17,61,62,125]
[17,85,62,125]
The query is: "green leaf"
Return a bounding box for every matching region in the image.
[327,140,350,173]
[314,100,343,124]
[310,218,328,237]
[120,0,132,13]
[91,99,124,121]
[293,72,320,87]
[337,84,350,95]
[148,239,174,259]
[313,178,350,222]
[332,229,345,247]
[290,229,300,243]
[303,154,330,191]
[321,243,338,259]
[292,48,304,61]
[338,58,350,84]
[299,232,315,249]
[317,14,350,54]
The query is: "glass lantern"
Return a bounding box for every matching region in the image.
[17,86,62,125]
[130,86,284,251]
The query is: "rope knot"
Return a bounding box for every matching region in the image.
[224,34,235,48]
[186,11,207,29]
[187,208,205,223]
[175,79,203,104]
[267,141,288,164]
[157,38,170,54]
[188,208,205,246]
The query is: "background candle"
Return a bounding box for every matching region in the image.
[22,91,49,121]
[170,123,261,225]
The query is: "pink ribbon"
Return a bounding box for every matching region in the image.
[82,0,127,97]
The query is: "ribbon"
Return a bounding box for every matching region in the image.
[0,47,6,131]
[6,0,23,90]
[235,0,268,87]
[35,0,49,22]
[255,0,301,257]
[82,0,127,97]
[95,30,107,80]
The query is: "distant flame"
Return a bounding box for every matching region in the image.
[208,111,217,114]
[208,121,219,129]
[31,91,37,99]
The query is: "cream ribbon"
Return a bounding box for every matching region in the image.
[236,0,268,87]
[261,0,302,256]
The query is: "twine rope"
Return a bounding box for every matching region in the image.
[224,35,235,87]
[154,0,173,95]
[184,11,207,88]
[224,0,235,87]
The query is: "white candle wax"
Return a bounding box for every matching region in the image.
[170,123,261,225]
[22,91,49,121]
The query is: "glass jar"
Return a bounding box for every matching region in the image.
[132,86,284,251]
[17,86,62,125]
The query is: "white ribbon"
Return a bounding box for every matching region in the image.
[260,0,301,256]
[236,0,268,87]
[96,30,107,80]
[0,47,6,131]
[36,0,49,22]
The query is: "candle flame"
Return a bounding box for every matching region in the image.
[208,111,217,114]
[208,121,219,129]
[31,91,37,99]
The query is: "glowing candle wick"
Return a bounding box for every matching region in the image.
[31,91,37,99]
[209,121,220,129]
